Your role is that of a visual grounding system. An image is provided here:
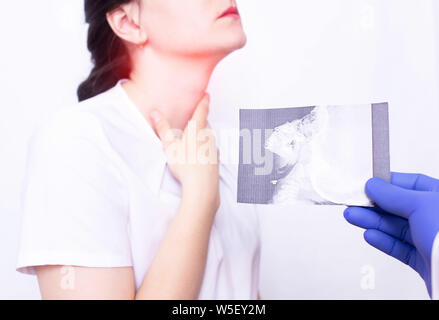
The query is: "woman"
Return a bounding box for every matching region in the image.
[17,0,261,300]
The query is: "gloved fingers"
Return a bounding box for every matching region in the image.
[366,178,423,219]
[364,229,419,272]
[391,172,439,192]
[344,207,413,246]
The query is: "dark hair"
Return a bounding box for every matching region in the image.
[77,0,134,102]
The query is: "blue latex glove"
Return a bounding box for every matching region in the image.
[344,172,439,297]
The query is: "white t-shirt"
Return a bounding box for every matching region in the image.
[16,80,261,300]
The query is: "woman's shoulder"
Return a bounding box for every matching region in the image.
[28,100,119,171]
[42,106,106,149]
[42,87,121,146]
[27,92,127,189]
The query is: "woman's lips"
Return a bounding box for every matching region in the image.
[218,6,240,19]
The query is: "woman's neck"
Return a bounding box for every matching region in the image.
[122,48,222,130]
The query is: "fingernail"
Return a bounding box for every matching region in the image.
[150,110,161,124]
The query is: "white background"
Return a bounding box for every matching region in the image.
[1,0,439,299]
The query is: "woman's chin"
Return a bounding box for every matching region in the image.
[172,34,247,59]
[235,33,248,49]
[218,33,248,53]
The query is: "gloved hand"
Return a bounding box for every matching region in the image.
[344,172,439,297]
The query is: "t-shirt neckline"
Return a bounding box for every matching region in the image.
[114,79,162,148]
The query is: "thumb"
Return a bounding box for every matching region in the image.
[189,94,210,129]
[366,177,422,219]
[149,109,176,148]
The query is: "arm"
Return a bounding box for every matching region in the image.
[136,190,217,299]
[36,191,216,300]
[36,94,219,300]
[36,266,135,300]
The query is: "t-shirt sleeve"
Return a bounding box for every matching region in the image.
[17,109,132,275]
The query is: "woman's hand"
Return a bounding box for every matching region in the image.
[150,94,220,212]
[35,95,221,301]
[132,94,220,299]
